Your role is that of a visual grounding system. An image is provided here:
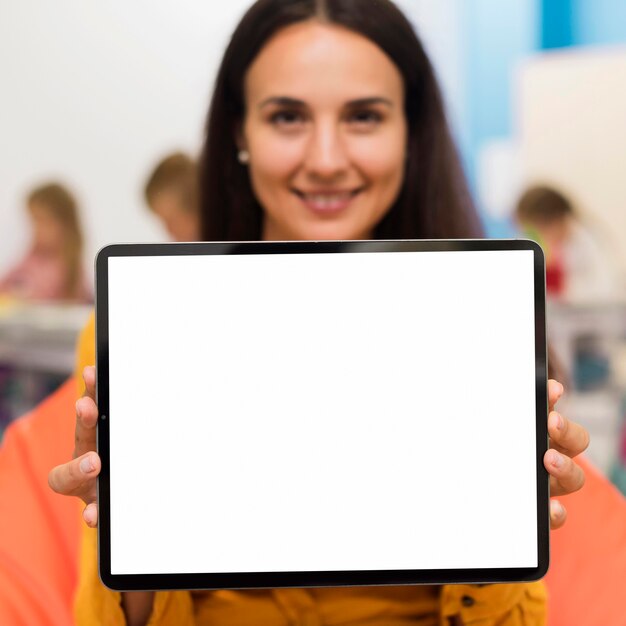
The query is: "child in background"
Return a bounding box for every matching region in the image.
[515,185,619,302]
[144,152,199,242]
[0,182,91,303]
[0,182,90,436]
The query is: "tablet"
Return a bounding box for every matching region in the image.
[95,239,549,591]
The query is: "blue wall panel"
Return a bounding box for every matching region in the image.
[541,0,573,49]
[572,0,626,46]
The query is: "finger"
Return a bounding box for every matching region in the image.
[545,449,585,496]
[549,499,567,530]
[83,502,98,528]
[74,394,99,458]
[82,365,96,402]
[48,452,101,501]
[548,379,564,412]
[548,410,590,458]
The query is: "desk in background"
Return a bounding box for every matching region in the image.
[0,301,92,438]
[547,300,626,481]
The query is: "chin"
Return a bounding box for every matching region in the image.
[291,216,372,241]
[298,226,368,241]
[264,209,374,241]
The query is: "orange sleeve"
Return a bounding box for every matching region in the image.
[73,312,196,626]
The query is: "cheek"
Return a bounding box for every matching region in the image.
[350,127,406,190]
[245,126,304,197]
[248,142,302,209]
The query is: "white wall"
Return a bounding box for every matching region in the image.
[0,0,465,285]
[0,0,254,283]
[518,45,626,278]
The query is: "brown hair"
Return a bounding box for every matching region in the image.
[199,0,482,241]
[27,182,84,300]
[516,186,575,225]
[144,152,198,214]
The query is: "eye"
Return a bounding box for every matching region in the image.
[345,109,384,130]
[269,109,307,130]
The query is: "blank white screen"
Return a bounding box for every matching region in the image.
[106,249,538,575]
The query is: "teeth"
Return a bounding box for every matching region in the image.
[303,193,352,202]
[295,190,358,210]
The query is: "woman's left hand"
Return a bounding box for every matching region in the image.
[545,379,589,529]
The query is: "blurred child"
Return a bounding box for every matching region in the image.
[0,182,91,303]
[515,185,620,302]
[144,152,199,242]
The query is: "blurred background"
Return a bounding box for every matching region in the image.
[1,0,625,490]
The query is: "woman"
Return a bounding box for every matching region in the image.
[49,1,588,624]
[0,182,90,302]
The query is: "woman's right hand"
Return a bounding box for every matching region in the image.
[48,365,101,527]
[48,365,156,625]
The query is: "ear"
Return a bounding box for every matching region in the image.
[233,122,251,165]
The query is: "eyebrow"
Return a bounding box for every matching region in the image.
[257,96,394,110]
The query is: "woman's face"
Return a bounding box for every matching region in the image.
[241,21,407,241]
[29,202,66,251]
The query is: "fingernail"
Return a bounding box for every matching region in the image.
[80,456,94,473]
[83,506,96,527]
[75,400,82,418]
[551,500,564,519]
[555,412,564,430]
[551,451,564,468]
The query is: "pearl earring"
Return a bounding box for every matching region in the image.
[237,149,250,164]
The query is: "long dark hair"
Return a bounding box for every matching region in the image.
[200,0,482,241]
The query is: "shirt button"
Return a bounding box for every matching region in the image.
[461,595,475,608]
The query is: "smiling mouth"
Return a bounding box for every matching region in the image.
[292,188,363,214]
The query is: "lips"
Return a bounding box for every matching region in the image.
[292,188,362,214]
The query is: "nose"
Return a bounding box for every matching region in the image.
[304,121,349,181]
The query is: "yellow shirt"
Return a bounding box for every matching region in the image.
[74,312,547,625]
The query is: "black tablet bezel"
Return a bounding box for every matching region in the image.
[95,239,549,591]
